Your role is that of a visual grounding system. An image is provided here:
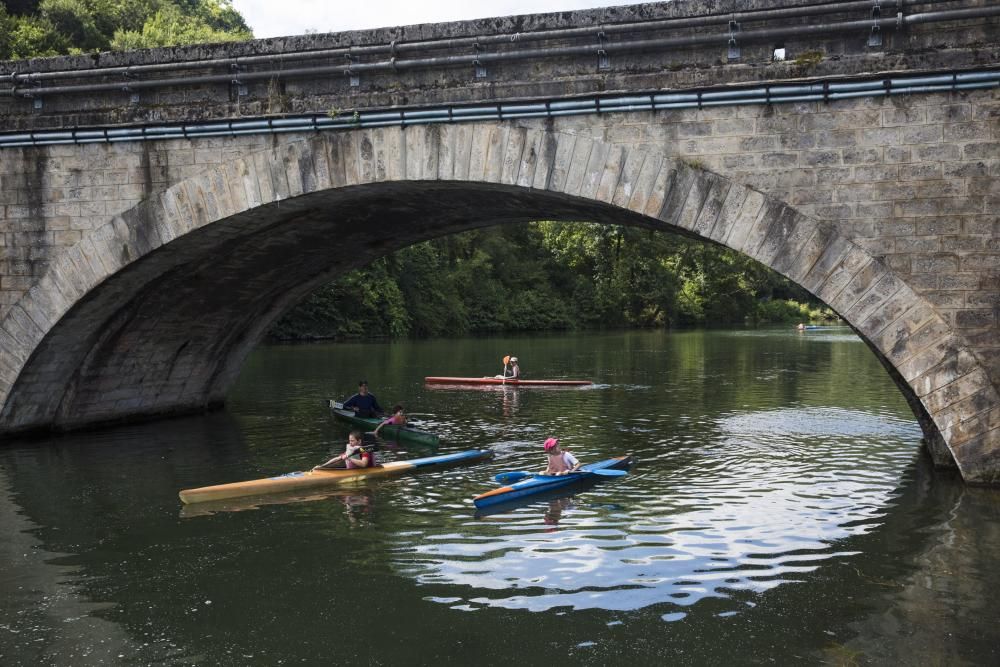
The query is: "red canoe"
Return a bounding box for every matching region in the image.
[424,376,593,386]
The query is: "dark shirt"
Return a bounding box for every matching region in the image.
[343,392,382,417]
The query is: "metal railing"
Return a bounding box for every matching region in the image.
[1,68,997,148]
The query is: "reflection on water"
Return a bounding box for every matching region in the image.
[1,329,998,664]
[393,405,918,617]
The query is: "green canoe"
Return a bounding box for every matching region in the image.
[328,400,441,446]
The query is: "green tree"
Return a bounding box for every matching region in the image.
[111,1,251,50]
[271,221,837,342]
[0,0,251,59]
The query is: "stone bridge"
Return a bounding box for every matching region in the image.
[1,0,999,483]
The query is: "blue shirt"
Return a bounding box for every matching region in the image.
[343,392,382,417]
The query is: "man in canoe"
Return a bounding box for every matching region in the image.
[343,380,383,418]
[543,437,581,476]
[314,430,376,470]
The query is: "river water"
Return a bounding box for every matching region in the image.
[1,328,998,665]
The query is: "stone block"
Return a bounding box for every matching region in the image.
[594,145,627,204]
[963,142,1000,160]
[563,136,597,196]
[843,271,903,324]
[949,430,1000,481]
[516,129,544,189]
[250,151,278,204]
[961,254,1000,271]
[801,150,841,167]
[927,104,973,123]
[690,177,732,238]
[705,184,751,245]
[820,252,881,311]
[922,367,993,414]
[713,118,754,135]
[791,188,833,206]
[622,152,665,216]
[499,126,527,186]
[677,121,713,137]
[545,132,577,193]
[898,164,943,181]
[915,144,961,163]
[842,148,881,165]
[939,400,1000,447]
[883,107,925,126]
[857,286,918,339]
[945,122,993,142]
[914,217,965,236]
[721,186,767,252]
[756,205,806,266]
[899,125,942,144]
[467,124,496,183]
[955,309,996,328]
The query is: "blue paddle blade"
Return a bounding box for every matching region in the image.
[494,471,534,483]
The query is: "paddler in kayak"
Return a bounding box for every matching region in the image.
[313,430,377,470]
[543,437,581,476]
[342,379,384,418]
[493,356,520,380]
[373,404,407,437]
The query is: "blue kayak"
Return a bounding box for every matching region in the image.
[473,455,634,509]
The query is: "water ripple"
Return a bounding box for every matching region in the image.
[381,403,921,617]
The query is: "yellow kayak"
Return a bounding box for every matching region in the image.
[179,449,493,504]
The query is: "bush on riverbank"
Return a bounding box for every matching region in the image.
[269,222,840,341]
[753,298,840,324]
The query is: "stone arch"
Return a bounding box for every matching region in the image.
[0,123,996,483]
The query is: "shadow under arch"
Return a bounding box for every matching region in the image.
[0,124,996,482]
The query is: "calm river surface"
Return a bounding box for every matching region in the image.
[1,328,998,665]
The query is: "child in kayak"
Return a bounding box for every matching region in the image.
[543,437,580,476]
[373,404,407,437]
[314,430,376,470]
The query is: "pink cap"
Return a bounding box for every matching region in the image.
[543,437,559,451]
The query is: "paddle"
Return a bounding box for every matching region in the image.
[494,469,627,483]
[313,441,378,470]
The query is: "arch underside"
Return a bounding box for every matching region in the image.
[0,127,997,483]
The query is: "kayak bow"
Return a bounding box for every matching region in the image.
[179,449,493,504]
[473,455,633,509]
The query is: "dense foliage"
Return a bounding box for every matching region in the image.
[0,0,251,59]
[269,223,839,341]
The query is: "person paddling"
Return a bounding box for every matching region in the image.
[543,437,580,476]
[494,355,520,380]
[342,380,383,418]
[314,430,376,470]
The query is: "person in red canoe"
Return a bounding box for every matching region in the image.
[543,437,580,476]
[494,356,520,379]
[314,430,376,470]
[373,404,407,437]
